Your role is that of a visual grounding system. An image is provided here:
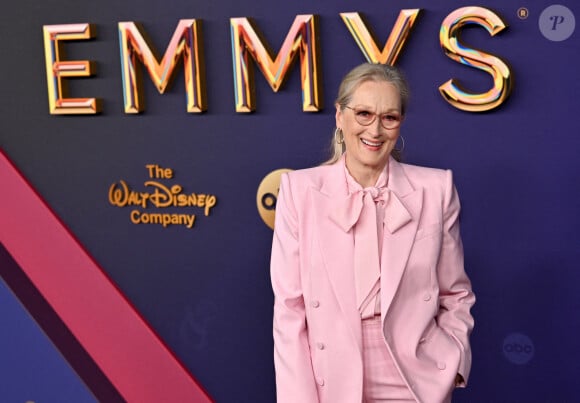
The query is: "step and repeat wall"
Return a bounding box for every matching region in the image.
[1,0,578,401]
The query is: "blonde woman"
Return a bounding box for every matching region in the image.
[271,63,475,403]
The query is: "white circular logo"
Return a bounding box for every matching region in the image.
[539,5,576,41]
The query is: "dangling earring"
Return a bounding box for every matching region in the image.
[394,135,405,153]
[334,127,344,144]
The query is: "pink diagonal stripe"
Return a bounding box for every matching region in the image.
[0,149,213,403]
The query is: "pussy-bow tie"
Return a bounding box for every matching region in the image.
[329,187,412,313]
[329,187,411,235]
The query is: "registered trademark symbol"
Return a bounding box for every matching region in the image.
[517,7,529,20]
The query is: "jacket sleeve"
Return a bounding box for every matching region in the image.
[436,170,475,387]
[270,173,319,402]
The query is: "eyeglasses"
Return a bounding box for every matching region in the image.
[344,105,402,130]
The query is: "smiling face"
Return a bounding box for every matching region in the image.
[335,80,403,187]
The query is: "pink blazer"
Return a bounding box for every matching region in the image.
[270,157,475,403]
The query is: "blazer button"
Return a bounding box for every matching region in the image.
[311,300,320,308]
[437,362,446,370]
[423,293,431,301]
[316,342,325,350]
[316,377,325,386]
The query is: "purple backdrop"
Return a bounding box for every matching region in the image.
[1,0,579,401]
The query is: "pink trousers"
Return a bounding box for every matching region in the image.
[362,316,416,402]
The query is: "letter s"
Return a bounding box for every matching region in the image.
[439,7,512,112]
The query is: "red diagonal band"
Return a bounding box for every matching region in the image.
[0,149,213,403]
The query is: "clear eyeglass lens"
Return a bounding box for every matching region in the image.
[347,106,400,129]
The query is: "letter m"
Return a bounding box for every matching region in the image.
[118,20,206,113]
[230,15,322,112]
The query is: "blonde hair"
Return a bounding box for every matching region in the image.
[323,63,409,165]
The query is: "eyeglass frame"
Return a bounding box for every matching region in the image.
[343,105,403,130]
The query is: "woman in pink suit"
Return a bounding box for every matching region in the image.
[270,63,475,403]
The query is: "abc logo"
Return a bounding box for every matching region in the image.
[256,169,293,229]
[502,333,534,365]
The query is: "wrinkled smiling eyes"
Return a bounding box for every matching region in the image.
[344,106,402,130]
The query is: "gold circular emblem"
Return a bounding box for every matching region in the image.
[256,169,293,230]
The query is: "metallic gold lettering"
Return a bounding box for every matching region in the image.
[118,20,206,114]
[43,23,99,114]
[203,195,217,217]
[340,10,420,65]
[439,7,512,112]
[108,180,217,215]
[230,15,322,112]
[130,210,196,228]
[146,164,173,179]
[130,209,141,224]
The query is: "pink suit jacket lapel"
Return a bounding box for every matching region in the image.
[310,161,361,351]
[379,159,423,320]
